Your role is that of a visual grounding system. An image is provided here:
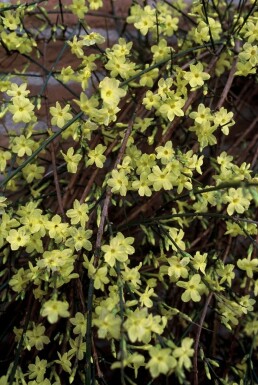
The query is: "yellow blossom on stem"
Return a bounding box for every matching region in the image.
[61,147,82,174]
[9,96,35,123]
[107,169,129,196]
[158,94,185,122]
[69,0,88,19]
[86,143,107,168]
[11,135,35,157]
[25,323,50,351]
[173,337,194,370]
[6,228,30,250]
[224,188,250,216]
[0,150,11,172]
[55,352,72,373]
[101,233,134,267]
[184,62,210,89]
[146,346,177,378]
[50,102,73,128]
[99,77,126,107]
[70,312,87,335]
[177,274,205,302]
[28,357,47,382]
[7,83,30,98]
[41,299,70,324]
[132,172,152,197]
[66,199,89,227]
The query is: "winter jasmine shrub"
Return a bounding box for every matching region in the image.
[0,0,258,384]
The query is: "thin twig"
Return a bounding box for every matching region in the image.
[228,116,258,154]
[216,58,237,109]
[193,292,213,385]
[85,114,135,385]
[43,40,65,218]
[194,237,232,385]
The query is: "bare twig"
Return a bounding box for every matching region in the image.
[193,292,213,385]
[85,114,135,385]
[216,58,237,110]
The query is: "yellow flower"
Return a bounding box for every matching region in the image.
[177,274,205,302]
[55,352,72,373]
[173,337,194,370]
[9,267,28,292]
[22,163,45,183]
[58,66,75,83]
[82,32,105,46]
[142,90,161,110]
[61,147,82,173]
[69,0,88,19]
[146,346,176,378]
[167,227,186,251]
[86,143,107,168]
[25,323,50,351]
[93,310,121,339]
[134,5,155,36]
[107,169,129,196]
[99,77,126,107]
[28,357,47,382]
[184,62,210,89]
[9,96,35,123]
[237,258,258,278]
[214,107,235,135]
[93,266,109,291]
[111,352,145,379]
[124,308,151,343]
[45,214,69,242]
[239,43,258,66]
[158,94,185,121]
[138,286,156,308]
[101,234,133,267]
[167,255,189,282]
[148,165,173,191]
[2,11,21,30]
[68,35,84,58]
[70,312,87,335]
[41,299,70,323]
[66,199,89,227]
[224,188,250,216]
[160,14,179,36]
[50,101,73,128]
[0,196,7,214]
[7,83,30,98]
[88,0,103,10]
[11,135,35,157]
[132,173,152,197]
[235,60,256,77]
[151,39,171,62]
[37,249,73,272]
[244,20,258,43]
[191,251,207,274]
[189,103,212,125]
[65,227,92,251]
[68,336,86,360]
[6,228,30,250]
[217,263,235,285]
[139,65,159,88]
[155,141,174,165]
